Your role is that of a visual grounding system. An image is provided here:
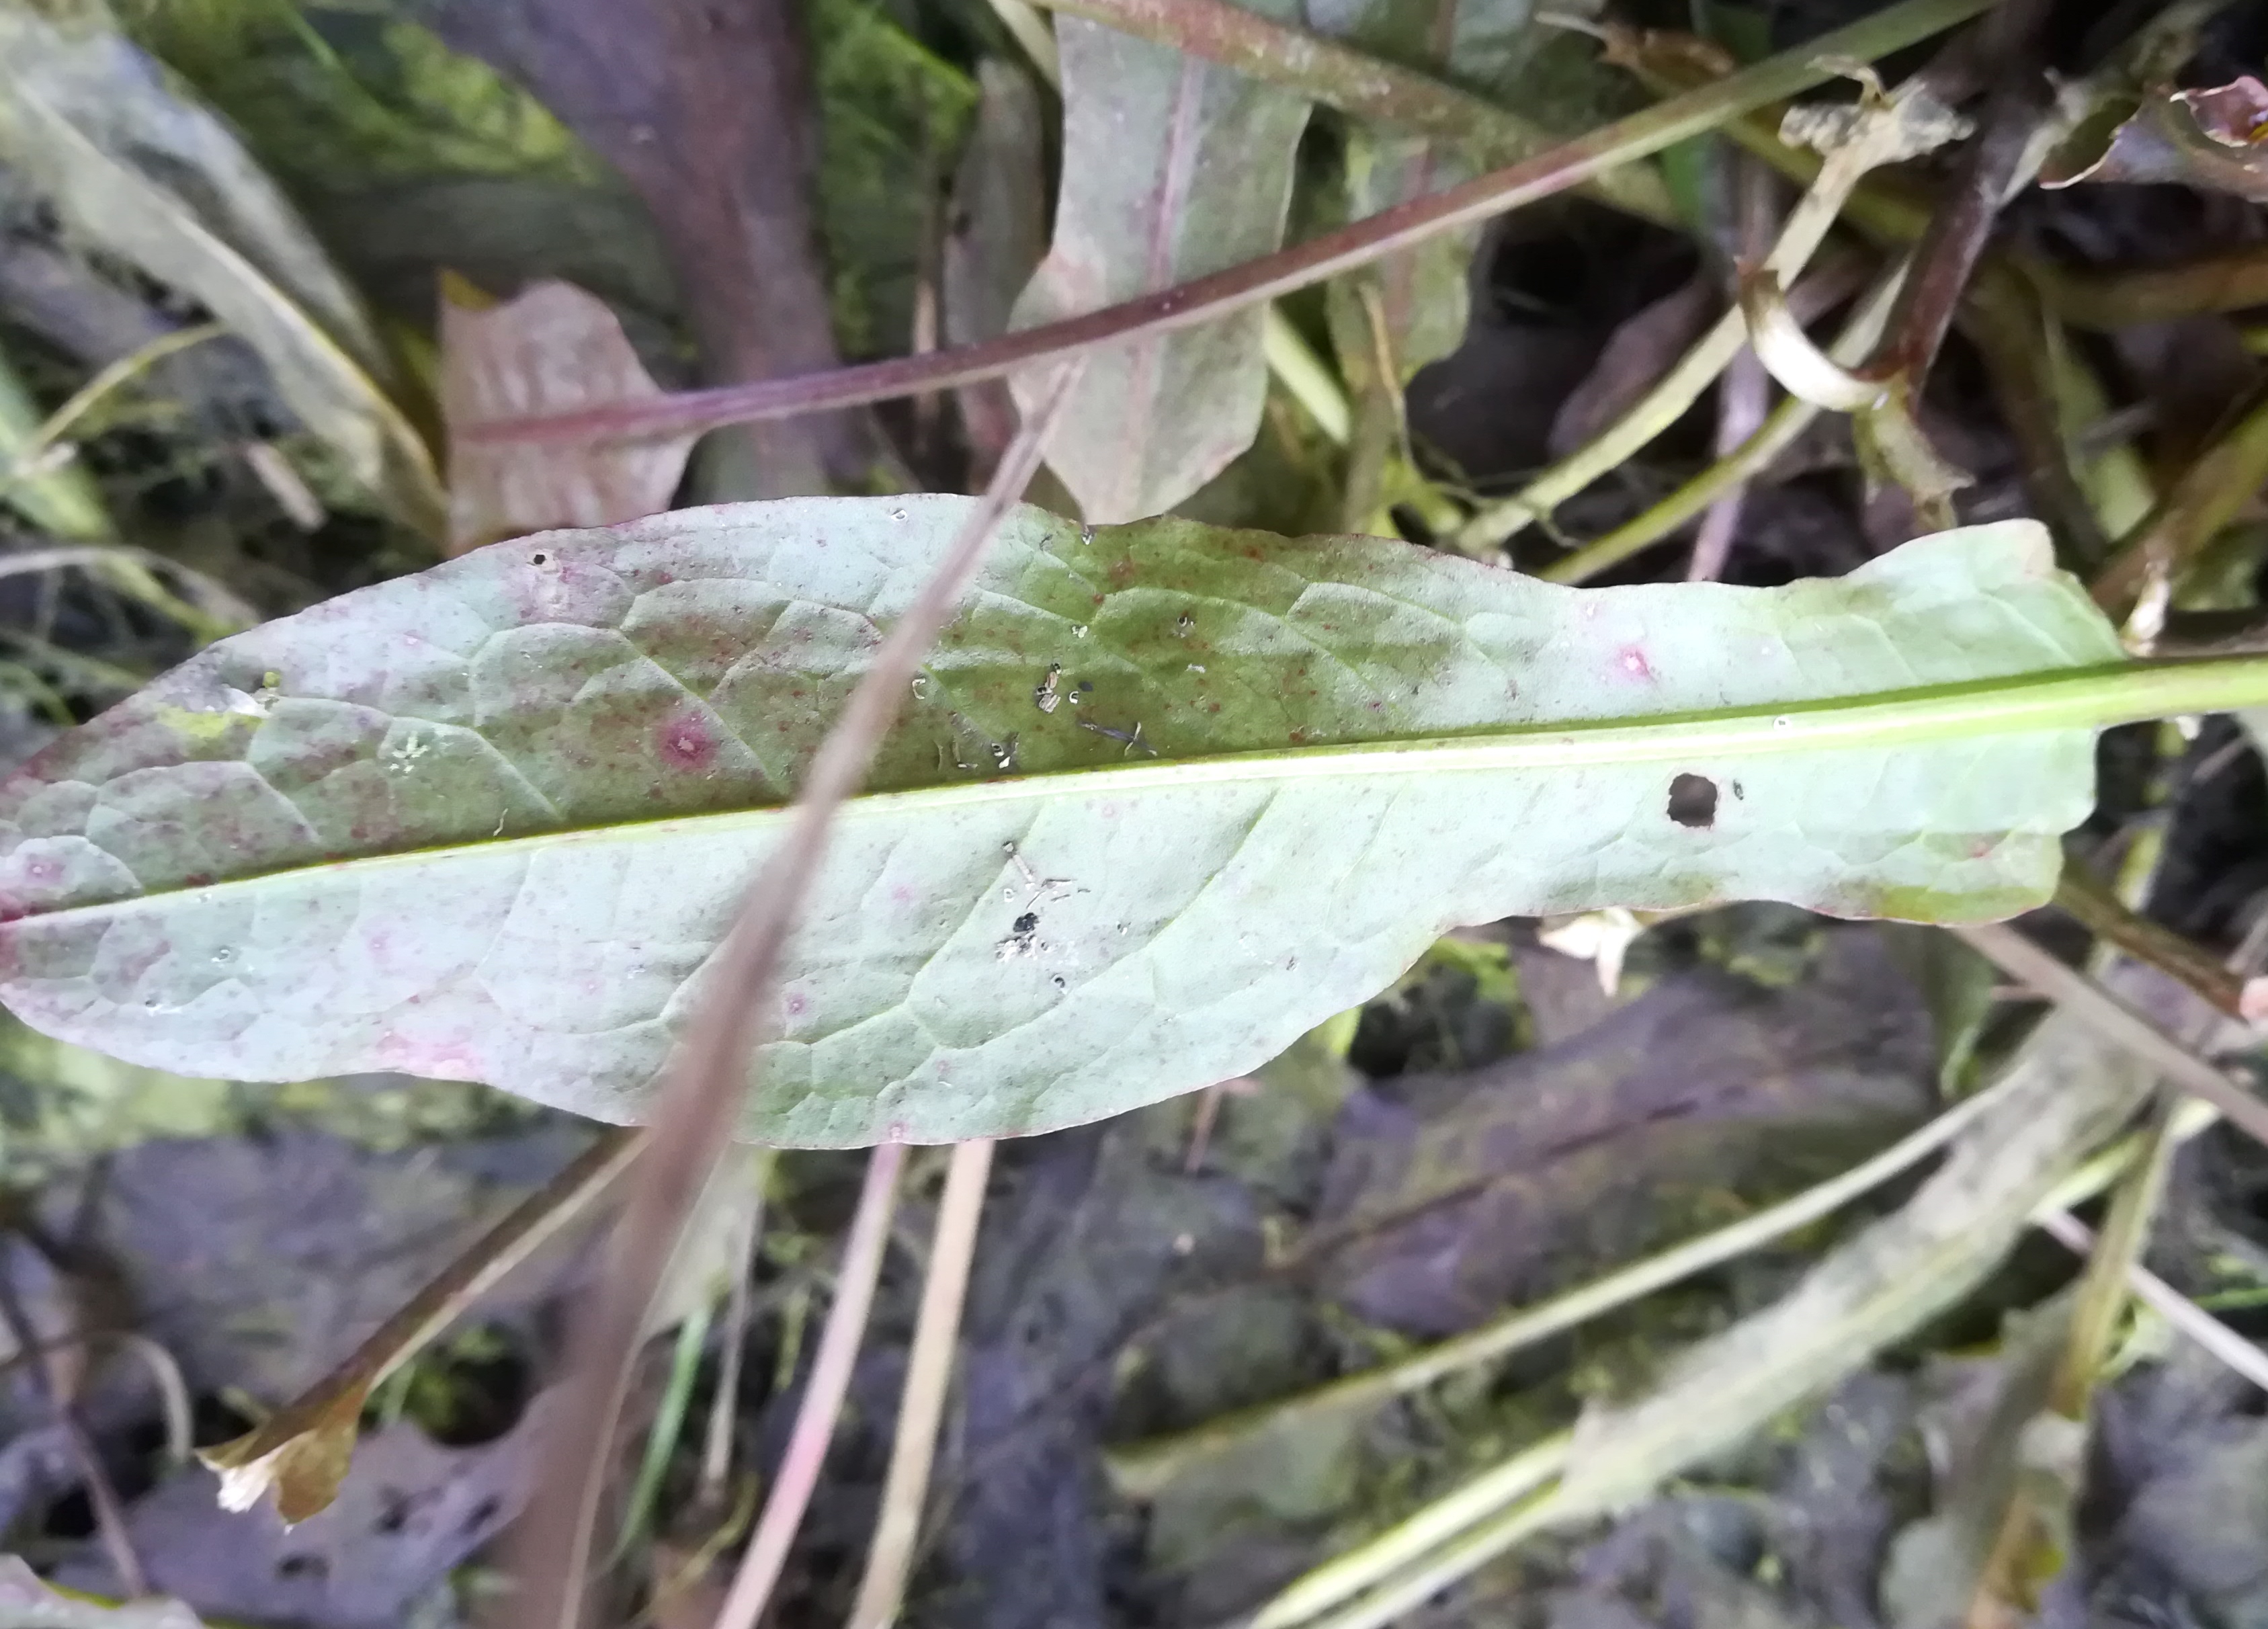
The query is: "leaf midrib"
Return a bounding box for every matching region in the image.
[18,655,2268,927]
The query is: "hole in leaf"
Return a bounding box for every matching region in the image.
[1667,773,1718,829]
[530,551,549,565]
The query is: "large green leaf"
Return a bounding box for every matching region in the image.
[0,504,2147,1146]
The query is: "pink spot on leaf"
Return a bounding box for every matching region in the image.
[1616,644,1654,682]
[657,707,718,770]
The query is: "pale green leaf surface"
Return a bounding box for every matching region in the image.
[0,6,446,536]
[0,504,2121,1145]
[1009,13,1312,521]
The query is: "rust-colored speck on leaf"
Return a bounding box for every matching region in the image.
[657,708,718,769]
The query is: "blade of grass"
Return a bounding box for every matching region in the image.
[0,337,110,542]
[1963,268,2119,573]
[500,365,1082,1629]
[468,0,1996,454]
[1249,1434,1572,1629]
[847,1137,996,1629]
[1967,1107,2175,1628]
[2044,247,2268,331]
[612,1294,716,1567]
[6,321,226,476]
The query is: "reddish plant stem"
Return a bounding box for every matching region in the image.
[469,0,1994,453]
[1864,65,2048,389]
[1687,154,1775,583]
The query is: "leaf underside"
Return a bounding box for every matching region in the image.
[1009,13,1312,522]
[0,502,2119,1146]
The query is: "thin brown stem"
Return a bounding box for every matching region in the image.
[716,1144,908,1629]
[1687,155,1775,583]
[203,1126,645,1523]
[2054,858,2251,1019]
[469,0,1995,454]
[1968,1108,2175,1629]
[501,368,1083,1629]
[1954,921,2268,1148]
[1863,0,2052,388]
